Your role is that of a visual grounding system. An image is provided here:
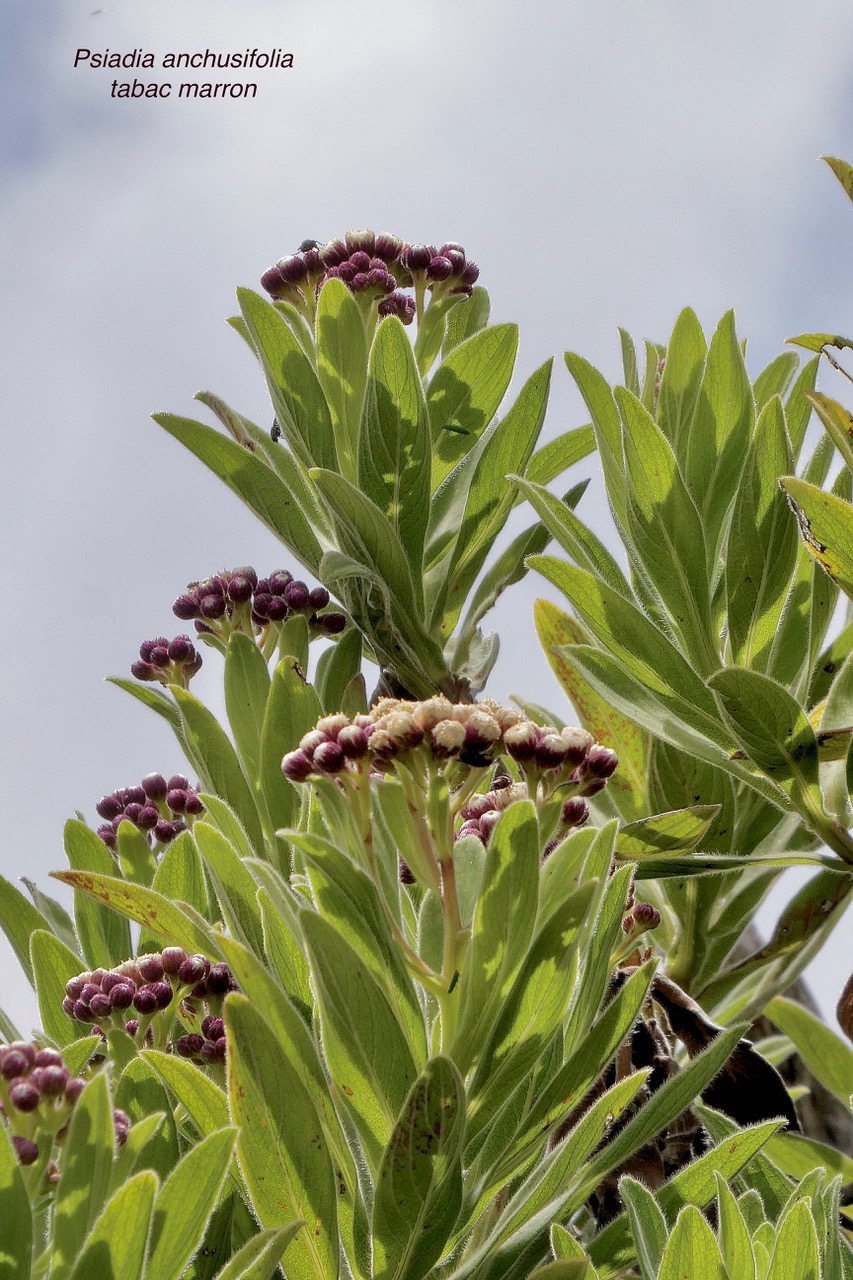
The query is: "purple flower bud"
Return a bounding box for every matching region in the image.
[206,963,233,994]
[173,594,200,620]
[184,791,204,816]
[266,595,289,622]
[584,746,619,779]
[503,723,538,762]
[318,612,347,635]
[460,262,480,286]
[153,820,178,843]
[149,982,173,1009]
[36,1065,69,1096]
[9,1080,40,1112]
[378,291,416,324]
[401,244,433,272]
[123,802,142,824]
[199,1040,219,1064]
[136,805,159,830]
[621,913,635,935]
[561,796,590,828]
[232,566,258,590]
[33,1048,63,1069]
[167,774,189,791]
[96,824,117,849]
[123,1020,139,1038]
[320,239,349,267]
[132,988,158,1016]
[266,569,292,595]
[227,574,254,604]
[166,788,187,813]
[260,264,287,297]
[457,819,484,841]
[346,229,376,255]
[176,1033,204,1058]
[167,636,196,664]
[65,975,88,1000]
[308,586,330,610]
[130,661,159,682]
[202,1015,225,1040]
[139,638,169,662]
[80,983,101,1004]
[178,955,209,987]
[160,947,188,976]
[73,1000,94,1023]
[427,255,453,282]
[282,749,313,782]
[276,254,308,285]
[62,996,76,1017]
[535,733,569,769]
[109,984,135,1011]
[283,580,310,611]
[64,1077,86,1103]
[95,795,122,821]
[633,902,662,930]
[113,1109,130,1147]
[148,645,170,668]
[88,994,112,1019]
[0,1049,29,1080]
[444,249,466,274]
[312,741,346,774]
[337,725,369,758]
[141,772,168,800]
[480,811,501,843]
[12,1136,38,1165]
[138,954,164,983]
[199,593,226,620]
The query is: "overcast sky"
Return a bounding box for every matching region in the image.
[2,0,853,1032]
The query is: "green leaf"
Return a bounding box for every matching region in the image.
[237,288,336,471]
[372,1057,466,1280]
[115,1058,180,1182]
[684,310,754,561]
[619,1176,667,1280]
[315,628,362,716]
[116,818,157,886]
[63,820,132,968]
[438,360,553,635]
[224,632,271,791]
[563,353,626,528]
[300,909,418,1172]
[451,802,541,1074]
[141,1050,229,1136]
[225,994,340,1280]
[316,277,368,481]
[193,822,265,957]
[524,426,596,488]
[766,1199,821,1280]
[171,686,264,853]
[208,1224,306,1280]
[20,879,78,957]
[51,1072,117,1280]
[428,323,518,488]
[67,1170,157,1280]
[726,396,798,669]
[780,476,853,602]
[708,668,819,793]
[359,315,432,573]
[766,1131,853,1186]
[753,351,801,411]
[785,355,820,458]
[154,413,323,575]
[0,1123,32,1280]
[515,477,631,598]
[806,391,853,473]
[529,558,726,746]
[824,154,853,203]
[260,657,323,840]
[616,385,714,670]
[145,832,211,939]
[715,1173,756,1280]
[657,1205,727,1280]
[146,1128,237,1280]
[786,331,853,354]
[0,873,48,986]
[552,1222,597,1275]
[50,870,217,954]
[615,806,720,859]
[30,929,81,1047]
[657,306,706,448]
[442,286,491,356]
[459,517,551,640]
[766,996,853,1107]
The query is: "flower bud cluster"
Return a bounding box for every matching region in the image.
[282,697,618,800]
[172,567,346,644]
[175,1014,226,1066]
[131,635,202,687]
[621,900,662,937]
[261,230,480,323]
[95,773,203,850]
[0,1042,128,1165]
[62,950,236,1049]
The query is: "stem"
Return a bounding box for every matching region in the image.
[438,853,464,1050]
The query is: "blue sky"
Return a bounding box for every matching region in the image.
[3,0,853,1030]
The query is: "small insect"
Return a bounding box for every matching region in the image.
[270,418,282,443]
[297,239,322,254]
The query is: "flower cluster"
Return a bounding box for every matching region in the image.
[282,696,618,796]
[459,785,591,846]
[172,567,346,643]
[621,899,662,939]
[0,1042,128,1165]
[261,230,479,324]
[95,773,203,850]
[131,635,202,686]
[175,1015,226,1065]
[62,950,236,1052]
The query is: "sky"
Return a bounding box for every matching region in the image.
[2,0,853,1033]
